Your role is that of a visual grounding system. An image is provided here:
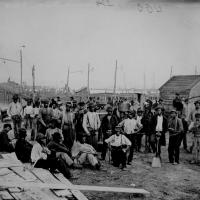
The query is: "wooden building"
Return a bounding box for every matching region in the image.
[159,75,200,111]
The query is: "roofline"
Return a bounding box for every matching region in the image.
[159,75,200,91]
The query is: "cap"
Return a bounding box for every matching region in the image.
[195,113,200,118]
[18,128,27,138]
[36,133,46,141]
[78,101,85,107]
[194,100,200,105]
[155,105,163,111]
[170,109,177,114]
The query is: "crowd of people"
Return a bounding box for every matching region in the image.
[0,93,199,179]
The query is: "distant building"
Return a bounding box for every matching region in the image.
[159,75,200,111]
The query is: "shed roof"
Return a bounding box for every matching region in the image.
[159,75,200,92]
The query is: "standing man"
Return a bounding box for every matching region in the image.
[173,93,183,114]
[188,100,200,153]
[62,103,75,150]
[8,94,23,137]
[151,105,168,157]
[100,106,118,160]
[168,110,183,165]
[119,110,142,164]
[82,103,101,150]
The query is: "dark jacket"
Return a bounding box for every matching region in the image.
[47,141,71,157]
[15,139,33,163]
[0,130,14,153]
[101,114,119,136]
[173,98,183,111]
[151,114,168,146]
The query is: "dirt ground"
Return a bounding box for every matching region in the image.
[71,134,200,200]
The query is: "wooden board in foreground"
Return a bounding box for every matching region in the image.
[0,181,150,195]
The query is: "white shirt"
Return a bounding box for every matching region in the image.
[8,102,23,117]
[83,111,101,134]
[105,134,131,147]
[136,116,142,126]
[24,105,34,116]
[119,118,139,134]
[31,142,47,162]
[156,115,163,132]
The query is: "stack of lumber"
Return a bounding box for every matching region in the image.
[0,153,150,200]
[0,153,88,200]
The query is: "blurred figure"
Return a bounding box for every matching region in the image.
[8,94,23,137]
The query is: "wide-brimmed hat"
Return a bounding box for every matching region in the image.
[194,100,200,105]
[155,105,163,111]
[18,128,27,138]
[36,133,46,141]
[170,109,177,114]
[12,94,19,100]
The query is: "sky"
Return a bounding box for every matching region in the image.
[0,0,200,90]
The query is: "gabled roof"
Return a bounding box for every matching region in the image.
[159,75,200,92]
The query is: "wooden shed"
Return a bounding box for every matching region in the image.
[159,75,200,111]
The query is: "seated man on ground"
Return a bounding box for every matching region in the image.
[31,133,71,179]
[15,128,33,163]
[71,136,101,170]
[105,125,131,170]
[47,132,82,169]
[0,123,15,153]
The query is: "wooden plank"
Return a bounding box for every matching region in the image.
[9,167,38,182]
[31,168,71,199]
[54,173,88,200]
[0,181,150,195]
[0,191,14,200]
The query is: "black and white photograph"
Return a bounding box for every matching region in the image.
[0,0,200,199]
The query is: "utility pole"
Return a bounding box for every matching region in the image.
[113,60,117,94]
[32,65,35,93]
[87,63,90,94]
[195,66,198,75]
[66,66,70,92]
[143,72,146,94]
[170,66,173,78]
[20,49,23,92]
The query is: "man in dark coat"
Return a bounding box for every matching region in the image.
[0,124,14,153]
[150,105,168,156]
[15,128,33,163]
[100,106,118,160]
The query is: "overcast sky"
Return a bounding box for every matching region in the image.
[0,0,200,90]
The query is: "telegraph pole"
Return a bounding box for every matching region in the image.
[113,60,117,94]
[87,63,90,94]
[20,49,23,92]
[66,66,70,92]
[32,65,35,93]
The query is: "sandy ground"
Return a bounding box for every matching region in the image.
[1,112,199,200]
[71,134,200,200]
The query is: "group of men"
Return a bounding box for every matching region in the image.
[0,93,200,178]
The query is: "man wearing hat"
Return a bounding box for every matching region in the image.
[168,110,183,164]
[8,94,23,137]
[173,93,183,113]
[150,105,168,156]
[31,133,72,179]
[105,125,131,170]
[0,123,14,153]
[75,102,87,142]
[188,113,200,163]
[82,102,101,150]
[100,106,118,160]
[188,100,200,153]
[15,128,33,163]
[62,103,75,150]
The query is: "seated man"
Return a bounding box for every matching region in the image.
[0,123,14,153]
[46,119,63,144]
[15,128,33,163]
[47,132,82,169]
[31,133,71,179]
[71,136,101,170]
[105,125,131,170]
